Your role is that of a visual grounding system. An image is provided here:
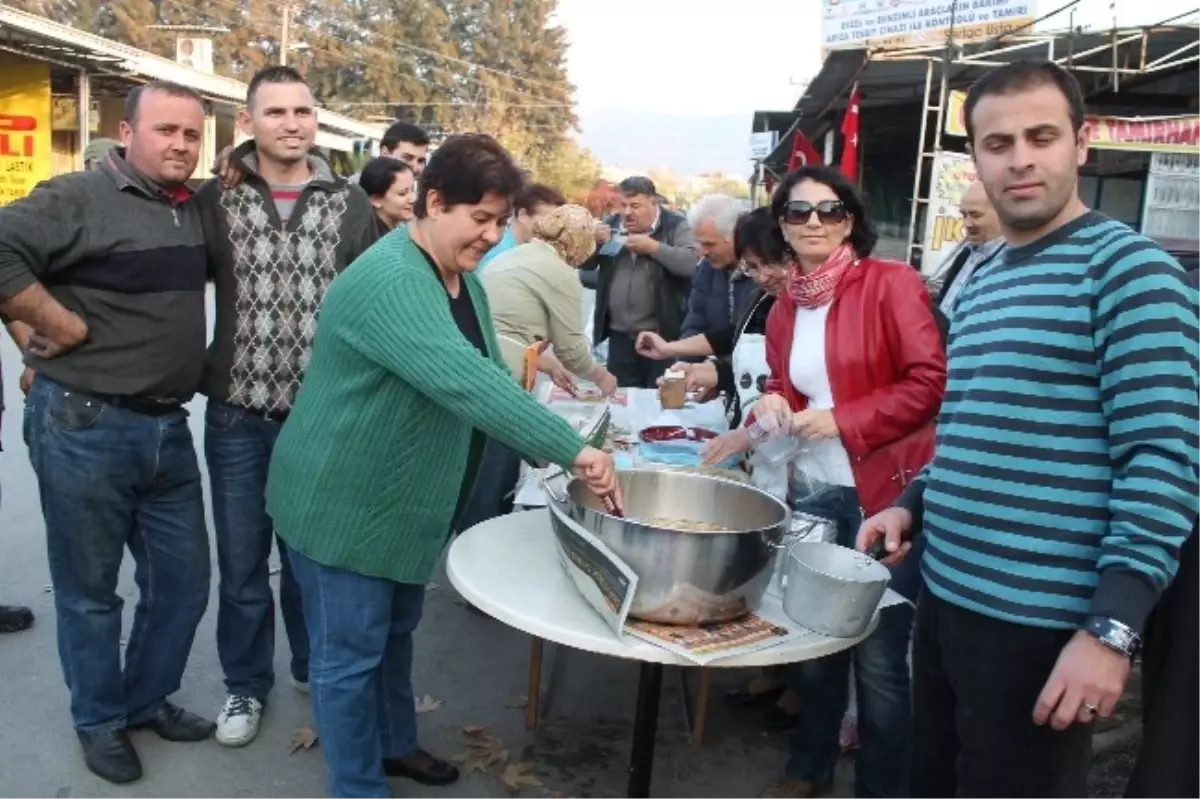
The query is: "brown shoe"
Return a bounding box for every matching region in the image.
[762,779,831,798]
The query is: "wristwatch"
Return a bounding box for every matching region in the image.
[1083,616,1141,659]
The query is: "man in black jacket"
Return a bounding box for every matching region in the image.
[581,176,698,387]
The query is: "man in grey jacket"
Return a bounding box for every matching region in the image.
[0,81,215,785]
[582,176,698,387]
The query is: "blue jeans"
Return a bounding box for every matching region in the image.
[786,485,914,798]
[205,401,308,699]
[287,545,424,798]
[24,376,210,732]
[456,439,521,533]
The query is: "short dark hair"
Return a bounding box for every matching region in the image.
[382,122,431,151]
[734,207,788,264]
[358,156,412,197]
[124,81,203,124]
[414,133,524,218]
[515,183,567,214]
[770,164,877,259]
[618,176,657,197]
[246,65,308,107]
[963,61,1085,145]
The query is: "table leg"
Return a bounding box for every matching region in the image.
[627,662,663,799]
[525,637,544,731]
[691,668,711,746]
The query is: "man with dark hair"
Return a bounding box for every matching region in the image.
[858,61,1198,797]
[476,182,567,271]
[582,175,698,387]
[194,64,377,748]
[0,80,215,784]
[379,121,431,175]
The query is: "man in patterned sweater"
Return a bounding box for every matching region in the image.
[195,65,377,748]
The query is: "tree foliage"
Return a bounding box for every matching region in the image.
[10,0,601,196]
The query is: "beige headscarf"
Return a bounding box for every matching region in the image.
[532,204,597,267]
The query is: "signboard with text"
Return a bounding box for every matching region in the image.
[921,150,976,273]
[822,0,1036,52]
[0,59,52,207]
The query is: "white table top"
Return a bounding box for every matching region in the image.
[446,510,872,668]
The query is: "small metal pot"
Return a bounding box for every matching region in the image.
[546,468,790,625]
[781,541,891,638]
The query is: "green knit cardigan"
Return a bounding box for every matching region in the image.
[265,227,585,584]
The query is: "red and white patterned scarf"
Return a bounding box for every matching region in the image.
[787,243,856,308]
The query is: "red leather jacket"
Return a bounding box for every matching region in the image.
[763,257,946,515]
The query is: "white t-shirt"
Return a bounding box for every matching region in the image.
[789,304,857,487]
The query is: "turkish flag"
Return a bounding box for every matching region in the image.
[787,131,822,173]
[839,83,861,183]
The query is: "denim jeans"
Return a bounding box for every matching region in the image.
[287,545,425,798]
[786,485,914,798]
[24,376,210,732]
[456,439,522,533]
[205,401,309,699]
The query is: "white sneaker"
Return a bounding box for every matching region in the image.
[215,694,263,747]
[290,676,310,694]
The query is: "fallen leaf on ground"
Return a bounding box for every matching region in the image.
[414,695,443,714]
[462,724,487,737]
[500,761,543,794]
[506,695,529,709]
[289,725,319,755]
[452,727,508,774]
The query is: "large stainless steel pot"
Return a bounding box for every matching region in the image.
[782,541,891,638]
[546,468,790,625]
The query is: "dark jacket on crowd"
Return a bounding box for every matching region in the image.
[681,258,756,339]
[0,149,207,401]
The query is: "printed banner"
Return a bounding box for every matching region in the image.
[822,0,1035,52]
[945,89,1200,153]
[921,151,977,272]
[0,58,52,206]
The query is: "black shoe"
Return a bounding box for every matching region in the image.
[762,704,800,731]
[383,751,461,786]
[0,605,33,633]
[134,701,215,742]
[77,729,142,784]
[725,683,785,708]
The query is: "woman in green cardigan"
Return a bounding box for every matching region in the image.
[264,134,620,798]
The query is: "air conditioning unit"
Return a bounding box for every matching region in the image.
[176,37,214,74]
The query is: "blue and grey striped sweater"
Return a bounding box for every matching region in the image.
[900,211,1199,632]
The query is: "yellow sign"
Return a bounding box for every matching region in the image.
[51,96,101,132]
[0,58,52,207]
[921,151,977,271]
[945,89,1200,153]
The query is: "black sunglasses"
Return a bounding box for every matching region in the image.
[782,200,849,225]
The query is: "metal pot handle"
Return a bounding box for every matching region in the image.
[541,466,570,506]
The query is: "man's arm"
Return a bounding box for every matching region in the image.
[652,218,699,278]
[679,262,711,338]
[1088,247,1199,635]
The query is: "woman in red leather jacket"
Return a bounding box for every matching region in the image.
[756,165,945,799]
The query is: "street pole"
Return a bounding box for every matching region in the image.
[280,4,290,66]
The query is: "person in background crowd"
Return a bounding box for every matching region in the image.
[0,350,34,635]
[477,183,566,271]
[348,121,431,185]
[933,179,1005,320]
[358,156,416,235]
[583,176,698,388]
[754,165,946,799]
[263,134,621,798]
[194,66,377,749]
[83,137,120,171]
[0,81,215,785]
[679,193,755,340]
[859,61,1199,798]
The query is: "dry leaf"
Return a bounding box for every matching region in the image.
[289,724,318,755]
[452,729,508,774]
[500,761,543,795]
[414,695,443,714]
[462,724,487,737]
[506,695,529,709]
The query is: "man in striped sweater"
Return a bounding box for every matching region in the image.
[858,61,1199,797]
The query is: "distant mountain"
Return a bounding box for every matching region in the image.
[574,108,756,178]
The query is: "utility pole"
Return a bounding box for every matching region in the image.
[280,4,290,66]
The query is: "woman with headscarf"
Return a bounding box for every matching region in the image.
[456,204,621,533]
[752,165,946,799]
[358,156,415,235]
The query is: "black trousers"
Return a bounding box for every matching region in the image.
[912,592,1092,798]
[606,331,670,389]
[1125,526,1199,798]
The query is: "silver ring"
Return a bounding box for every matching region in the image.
[1083,702,1099,715]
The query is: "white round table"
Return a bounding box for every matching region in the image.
[447,510,873,798]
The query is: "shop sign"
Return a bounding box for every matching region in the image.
[921,150,977,272]
[945,89,1200,153]
[0,59,52,206]
[822,0,1035,52]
